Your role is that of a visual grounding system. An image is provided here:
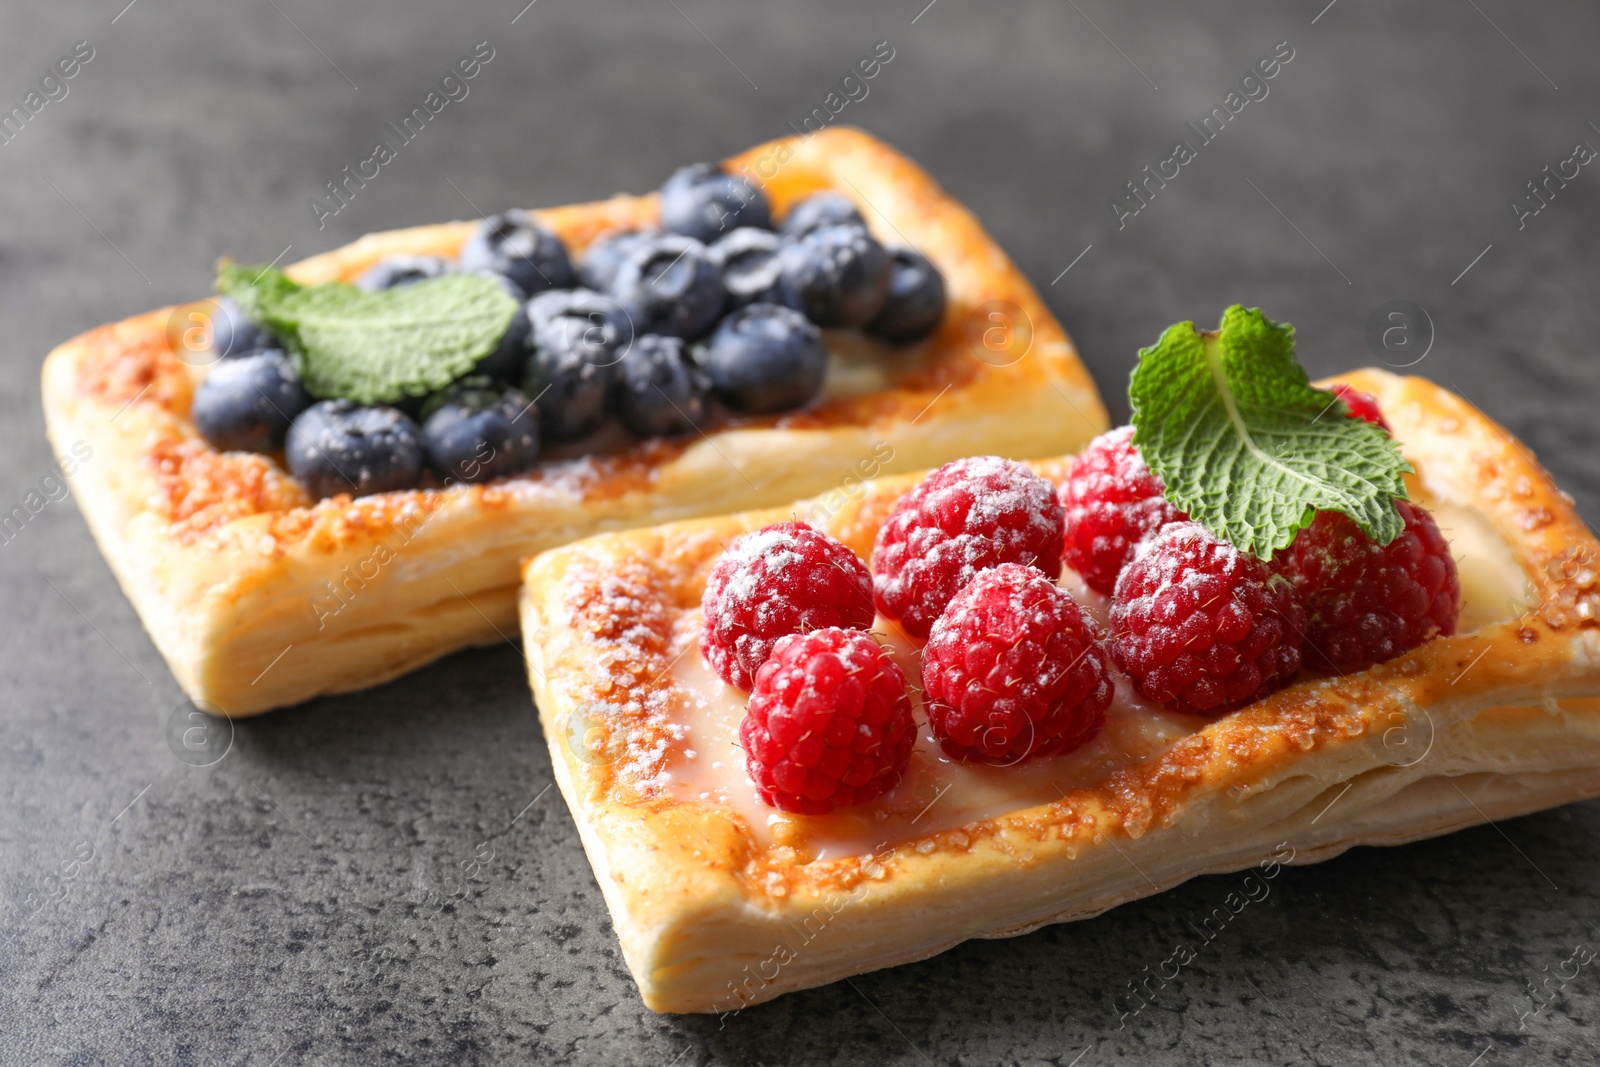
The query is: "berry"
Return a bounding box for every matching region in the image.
[419,380,540,484]
[780,191,865,239]
[610,334,710,437]
[577,227,660,293]
[1326,382,1391,432]
[472,271,533,381]
[922,563,1113,764]
[286,400,424,500]
[1110,522,1304,716]
[701,521,875,690]
[659,162,772,243]
[459,209,575,297]
[871,456,1065,639]
[522,288,628,440]
[610,234,725,340]
[708,227,783,307]
[192,349,311,453]
[700,302,826,415]
[866,247,946,345]
[208,296,276,358]
[778,224,891,328]
[355,254,455,292]
[1272,501,1459,673]
[740,627,915,815]
[1059,426,1187,595]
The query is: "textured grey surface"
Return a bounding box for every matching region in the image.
[3,1,1599,1064]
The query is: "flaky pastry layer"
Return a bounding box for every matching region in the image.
[519,370,1600,1013]
[39,127,1105,715]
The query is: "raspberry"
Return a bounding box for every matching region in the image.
[1110,522,1304,716]
[701,521,874,691]
[1059,426,1186,595]
[871,456,1064,638]
[1272,501,1459,673]
[1326,382,1391,433]
[740,628,916,814]
[922,563,1113,764]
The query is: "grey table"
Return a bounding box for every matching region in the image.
[3,1,1598,1063]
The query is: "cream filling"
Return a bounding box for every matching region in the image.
[658,500,1531,859]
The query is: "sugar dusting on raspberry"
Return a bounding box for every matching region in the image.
[871,455,1065,638]
[1059,426,1186,595]
[717,526,806,610]
[1111,521,1305,716]
[740,627,916,814]
[922,562,1114,764]
[702,521,874,690]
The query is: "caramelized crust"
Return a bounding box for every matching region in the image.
[519,371,1600,1013]
[40,127,1106,714]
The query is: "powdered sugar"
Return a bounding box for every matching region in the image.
[548,557,680,791]
[922,562,1114,763]
[701,521,875,690]
[1110,521,1304,715]
[1060,426,1186,594]
[713,526,807,623]
[871,455,1065,637]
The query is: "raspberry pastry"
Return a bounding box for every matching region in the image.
[40,128,1106,715]
[521,358,1600,1014]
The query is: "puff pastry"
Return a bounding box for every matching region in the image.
[39,127,1105,715]
[518,369,1600,1014]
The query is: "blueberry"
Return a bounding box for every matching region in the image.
[866,248,947,345]
[660,161,713,198]
[701,303,827,415]
[526,288,635,354]
[577,227,660,293]
[708,228,783,307]
[420,380,541,484]
[192,349,311,453]
[658,163,772,243]
[610,234,725,340]
[471,266,528,301]
[459,209,575,297]
[777,224,891,328]
[779,192,864,239]
[355,254,455,292]
[523,288,629,440]
[610,334,711,437]
[208,296,276,358]
[285,400,424,500]
[473,271,534,381]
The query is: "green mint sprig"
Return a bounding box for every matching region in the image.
[1129,305,1412,560]
[216,263,519,405]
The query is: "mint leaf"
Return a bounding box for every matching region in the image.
[1129,305,1412,559]
[217,264,519,404]
[217,262,299,326]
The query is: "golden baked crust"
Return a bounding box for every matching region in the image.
[39,127,1106,715]
[518,370,1600,1014]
